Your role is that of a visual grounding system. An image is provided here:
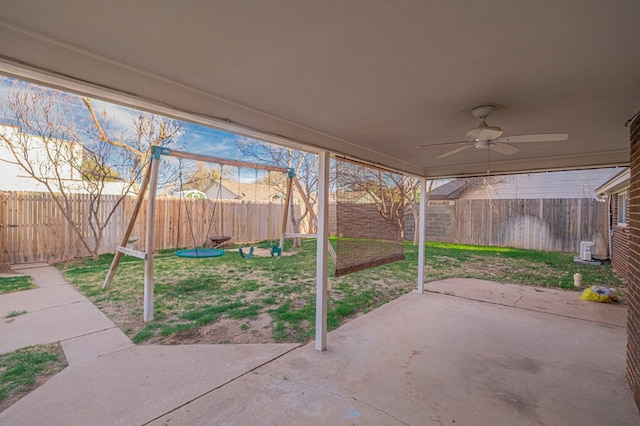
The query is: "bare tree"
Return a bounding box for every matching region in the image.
[0,79,183,258]
[239,137,318,247]
[82,98,183,190]
[180,161,221,191]
[335,160,420,242]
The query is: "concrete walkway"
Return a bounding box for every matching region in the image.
[0,263,132,357]
[1,266,638,425]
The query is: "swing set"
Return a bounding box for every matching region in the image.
[175,164,229,258]
[102,146,309,321]
[236,168,280,259]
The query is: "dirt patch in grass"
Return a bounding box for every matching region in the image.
[151,314,275,345]
[231,247,298,258]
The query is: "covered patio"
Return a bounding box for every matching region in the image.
[1,0,640,419]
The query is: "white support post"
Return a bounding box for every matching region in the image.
[417,177,427,293]
[315,150,329,351]
[143,155,160,322]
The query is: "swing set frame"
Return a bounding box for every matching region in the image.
[102,145,308,321]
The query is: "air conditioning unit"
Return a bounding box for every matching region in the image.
[580,241,595,261]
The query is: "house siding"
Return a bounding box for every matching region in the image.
[459,169,622,200]
[627,114,640,411]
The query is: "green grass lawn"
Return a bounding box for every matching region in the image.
[0,275,35,294]
[0,343,68,412]
[58,240,626,345]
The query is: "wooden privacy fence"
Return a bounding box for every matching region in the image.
[2,191,608,264]
[452,198,608,255]
[403,198,608,255]
[1,191,303,264]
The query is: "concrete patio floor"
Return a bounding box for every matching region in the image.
[1,266,638,425]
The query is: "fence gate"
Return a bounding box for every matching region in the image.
[1,192,25,264]
[0,192,18,269]
[0,192,65,265]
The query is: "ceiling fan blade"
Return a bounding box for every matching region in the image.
[490,142,520,155]
[438,144,473,158]
[416,140,466,148]
[496,133,568,143]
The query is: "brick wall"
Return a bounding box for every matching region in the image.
[612,195,631,282]
[627,114,640,411]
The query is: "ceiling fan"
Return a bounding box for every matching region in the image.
[417,105,568,159]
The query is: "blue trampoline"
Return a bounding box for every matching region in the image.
[175,248,225,258]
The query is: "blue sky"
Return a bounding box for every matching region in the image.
[0,75,270,182]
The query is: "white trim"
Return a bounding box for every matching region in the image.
[617,192,628,226]
[596,168,630,195]
[0,58,322,155]
[0,57,425,177]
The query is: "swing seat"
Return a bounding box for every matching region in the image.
[239,246,254,259]
[208,235,232,248]
[176,248,225,258]
[270,245,282,258]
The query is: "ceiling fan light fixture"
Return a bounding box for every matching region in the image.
[466,126,503,141]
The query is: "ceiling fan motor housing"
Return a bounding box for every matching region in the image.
[471,105,496,120]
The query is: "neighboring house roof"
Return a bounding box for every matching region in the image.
[202,180,293,201]
[595,168,630,195]
[455,168,624,200]
[235,182,281,201]
[428,178,476,200]
[201,181,240,200]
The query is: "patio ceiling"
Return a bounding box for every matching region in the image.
[0,1,638,178]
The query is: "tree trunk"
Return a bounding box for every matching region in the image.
[289,197,301,248]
